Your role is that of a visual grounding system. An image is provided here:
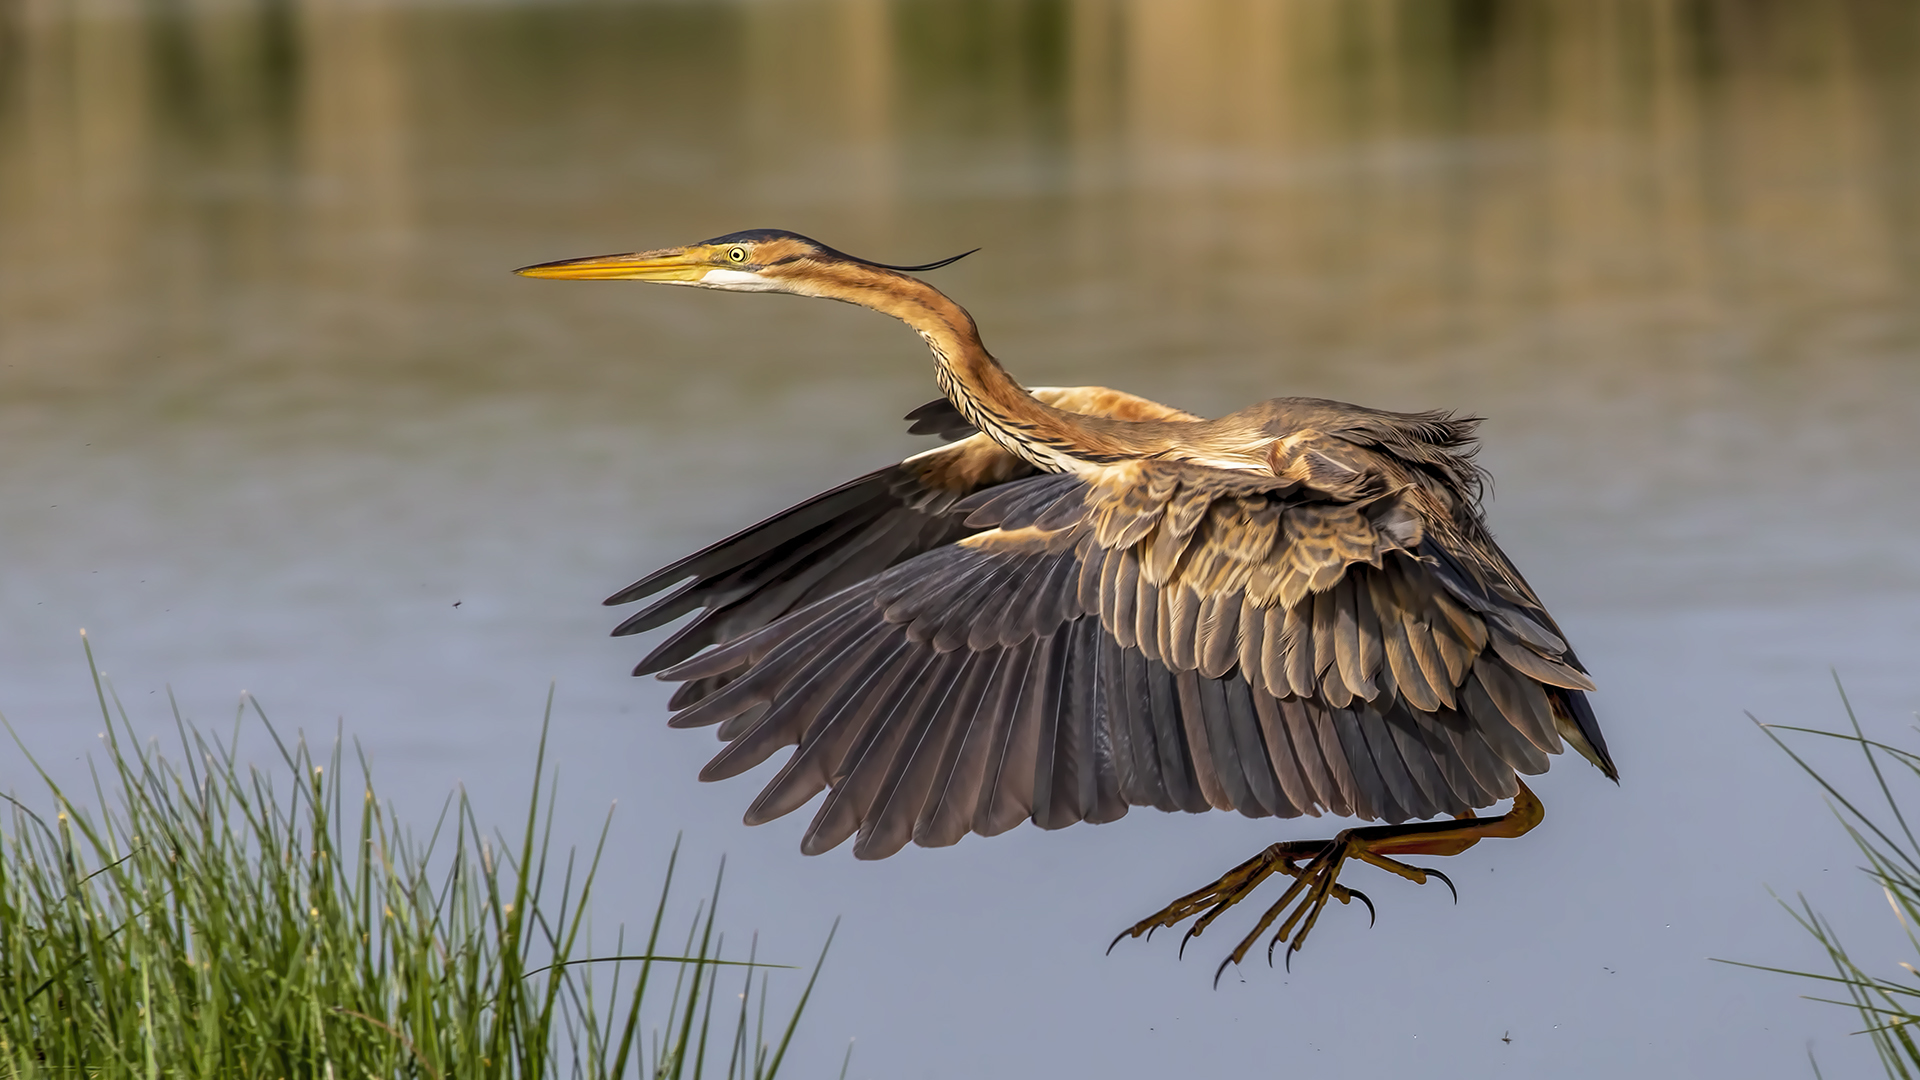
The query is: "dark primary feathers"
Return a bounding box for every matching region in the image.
[612,388,1615,860]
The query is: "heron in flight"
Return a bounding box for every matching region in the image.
[516,230,1617,978]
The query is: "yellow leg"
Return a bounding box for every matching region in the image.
[1111,781,1544,982]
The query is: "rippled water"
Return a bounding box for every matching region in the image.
[4,1,1920,1075]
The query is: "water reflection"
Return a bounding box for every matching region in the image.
[2,2,1918,1078]
[5,0,1916,402]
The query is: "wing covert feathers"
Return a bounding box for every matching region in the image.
[619,392,1615,858]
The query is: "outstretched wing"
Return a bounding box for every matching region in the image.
[609,388,1201,705]
[652,457,1613,860]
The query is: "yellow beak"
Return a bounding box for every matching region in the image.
[513,247,710,282]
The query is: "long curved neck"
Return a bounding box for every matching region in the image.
[798,264,1140,473]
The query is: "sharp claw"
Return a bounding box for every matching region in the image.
[1113,824,1486,978]
[1349,888,1376,927]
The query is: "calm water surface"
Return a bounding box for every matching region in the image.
[4,1,1920,1076]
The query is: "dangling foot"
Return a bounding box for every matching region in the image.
[1109,830,1443,984]
[1108,781,1543,982]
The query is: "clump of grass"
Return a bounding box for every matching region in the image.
[0,638,831,1079]
[1730,677,1920,1078]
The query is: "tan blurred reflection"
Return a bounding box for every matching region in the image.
[0,0,1914,404]
[297,0,412,274]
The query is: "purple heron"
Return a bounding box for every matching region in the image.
[516,230,1617,978]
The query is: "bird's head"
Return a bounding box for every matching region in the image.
[513,229,975,297]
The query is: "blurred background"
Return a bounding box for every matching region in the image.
[4,0,1919,1075]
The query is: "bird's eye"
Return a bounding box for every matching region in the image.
[727,246,748,264]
